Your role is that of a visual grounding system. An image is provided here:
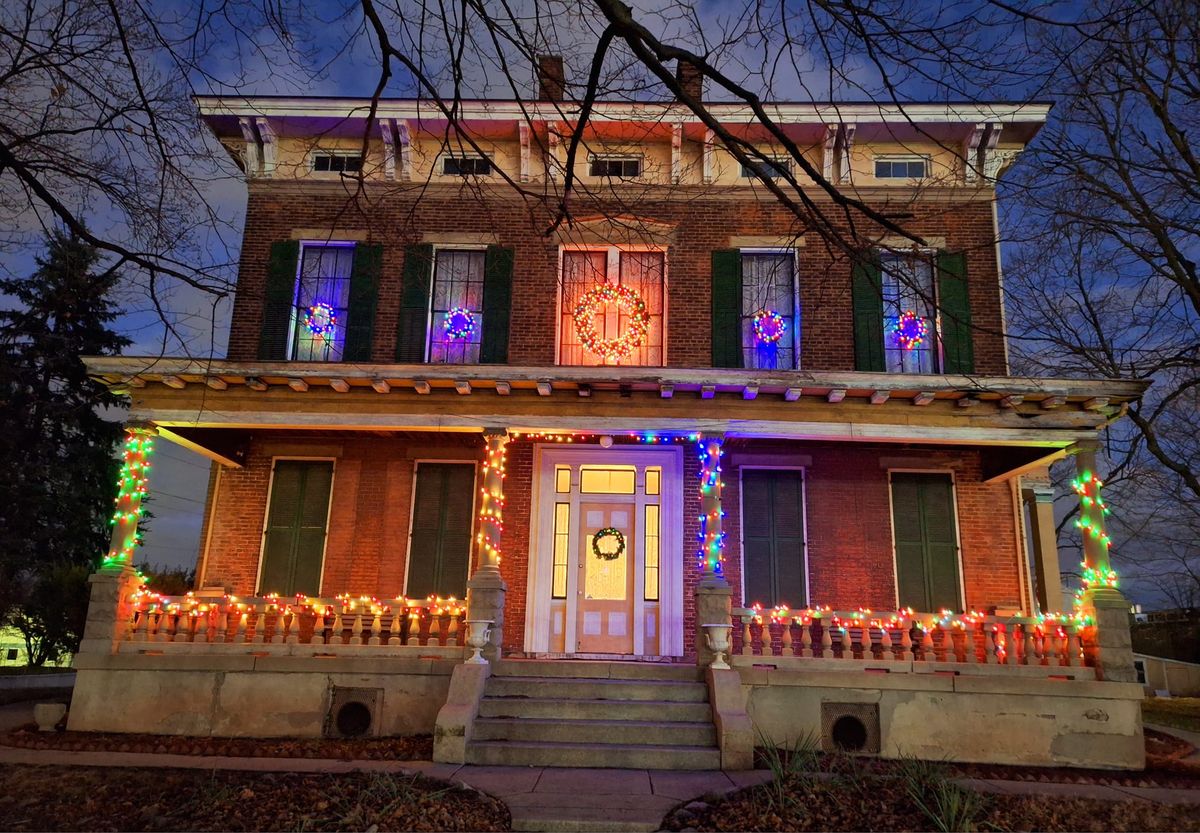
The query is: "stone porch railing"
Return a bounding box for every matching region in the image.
[728,607,1097,678]
[115,590,467,660]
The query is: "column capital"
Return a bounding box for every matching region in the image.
[482,427,509,439]
[1067,438,1100,456]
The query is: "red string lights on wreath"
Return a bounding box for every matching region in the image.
[572,284,650,362]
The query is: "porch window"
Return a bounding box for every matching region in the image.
[644,504,660,602]
[741,251,798,369]
[890,472,962,612]
[559,248,665,366]
[579,465,636,495]
[552,503,570,599]
[427,249,485,363]
[291,244,354,362]
[258,460,333,596]
[405,463,477,599]
[740,469,807,607]
[881,252,939,374]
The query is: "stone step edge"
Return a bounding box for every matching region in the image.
[467,738,721,754]
[488,676,706,687]
[473,716,716,730]
[479,696,711,709]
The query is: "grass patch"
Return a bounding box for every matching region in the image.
[1144,698,1200,733]
[0,765,509,831]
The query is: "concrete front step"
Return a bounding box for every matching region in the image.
[494,660,702,682]
[487,676,708,703]
[478,696,713,722]
[466,739,723,770]
[472,716,717,747]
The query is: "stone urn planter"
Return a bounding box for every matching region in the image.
[465,619,494,664]
[33,703,67,732]
[702,623,734,670]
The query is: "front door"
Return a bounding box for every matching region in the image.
[577,501,635,653]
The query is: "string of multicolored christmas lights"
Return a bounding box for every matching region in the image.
[696,435,727,575]
[102,428,155,569]
[476,434,508,568]
[572,284,650,362]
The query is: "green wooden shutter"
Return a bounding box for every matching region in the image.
[851,253,885,372]
[741,470,807,607]
[260,240,300,360]
[259,461,333,596]
[481,245,514,364]
[937,251,974,374]
[406,463,477,599]
[343,243,382,362]
[396,243,434,362]
[891,473,961,612]
[711,249,743,368]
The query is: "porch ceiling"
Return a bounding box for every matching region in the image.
[86,358,1146,465]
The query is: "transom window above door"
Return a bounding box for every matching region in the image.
[559,247,665,366]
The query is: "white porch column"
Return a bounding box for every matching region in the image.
[694,433,732,664]
[466,428,508,660]
[1021,468,1067,612]
[1069,440,1135,682]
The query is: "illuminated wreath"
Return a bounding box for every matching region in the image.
[443,307,476,341]
[592,527,626,561]
[303,303,337,338]
[573,284,650,362]
[893,310,928,351]
[752,309,787,345]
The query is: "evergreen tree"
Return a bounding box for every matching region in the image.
[0,229,129,658]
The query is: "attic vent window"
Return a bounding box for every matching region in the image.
[740,158,791,179]
[312,153,363,173]
[590,157,641,178]
[443,156,493,176]
[875,157,927,179]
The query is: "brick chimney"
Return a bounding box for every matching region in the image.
[537,55,565,102]
[676,60,703,102]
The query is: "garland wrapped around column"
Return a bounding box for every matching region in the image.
[102,425,156,572]
[696,434,726,577]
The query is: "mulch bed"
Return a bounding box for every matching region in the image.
[2,725,433,761]
[0,765,509,832]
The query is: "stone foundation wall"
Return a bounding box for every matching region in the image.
[68,653,456,738]
[739,665,1145,770]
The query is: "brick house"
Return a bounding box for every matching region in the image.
[73,60,1149,770]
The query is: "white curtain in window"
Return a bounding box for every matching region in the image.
[429,250,486,363]
[741,253,796,369]
[881,253,937,373]
[293,244,354,361]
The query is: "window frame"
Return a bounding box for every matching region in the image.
[310,150,364,174]
[589,154,643,179]
[402,459,480,600]
[254,456,337,597]
[737,465,810,608]
[423,245,489,364]
[885,468,967,612]
[288,240,358,362]
[554,243,669,367]
[740,156,792,180]
[879,247,943,374]
[439,154,494,177]
[739,247,802,370]
[873,155,930,180]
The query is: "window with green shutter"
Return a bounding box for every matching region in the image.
[405,463,477,599]
[936,251,974,374]
[851,254,885,372]
[741,469,807,607]
[890,472,962,612]
[397,243,434,362]
[258,460,333,596]
[711,249,743,368]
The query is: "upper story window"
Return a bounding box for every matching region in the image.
[741,251,798,369]
[291,243,355,361]
[874,156,927,179]
[881,251,938,373]
[442,156,493,176]
[741,157,791,179]
[428,249,485,363]
[590,156,642,178]
[559,247,665,366]
[312,152,362,173]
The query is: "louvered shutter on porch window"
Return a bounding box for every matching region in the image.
[741,470,807,607]
[890,473,961,612]
[480,245,514,364]
[851,254,886,372]
[259,461,333,596]
[343,243,382,361]
[260,240,300,360]
[711,249,743,368]
[406,463,476,599]
[396,243,434,362]
[937,251,975,374]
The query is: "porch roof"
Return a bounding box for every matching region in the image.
[86,357,1146,478]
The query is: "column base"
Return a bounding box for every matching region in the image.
[1080,586,1137,683]
[467,568,507,662]
[694,576,732,666]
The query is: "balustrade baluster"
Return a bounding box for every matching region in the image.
[369,611,382,646]
[819,624,832,659]
[233,611,247,644]
[405,612,419,646]
[800,621,813,658]
[900,622,913,661]
[133,608,149,642]
[153,609,169,641]
[388,610,402,646]
[986,626,1001,663]
[195,611,209,643]
[741,616,753,656]
[330,609,345,644]
[880,625,893,660]
[431,613,443,646]
[347,612,362,645]
[920,626,934,662]
[781,620,793,657]
[250,609,265,643]
[1006,625,1019,665]
[450,612,462,645]
[215,609,228,644]
[174,612,192,643]
[840,624,853,659]
[285,610,298,644]
[1066,624,1081,667]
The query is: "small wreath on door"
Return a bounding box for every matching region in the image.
[591,527,626,561]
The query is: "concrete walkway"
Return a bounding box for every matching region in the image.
[1146,721,1200,764]
[2,744,1200,831]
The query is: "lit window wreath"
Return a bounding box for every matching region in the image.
[752,309,787,345]
[303,303,338,339]
[573,284,650,362]
[893,310,928,351]
[443,307,476,341]
[591,527,626,561]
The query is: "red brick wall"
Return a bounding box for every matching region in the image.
[197,431,1026,653]
[227,183,1007,374]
